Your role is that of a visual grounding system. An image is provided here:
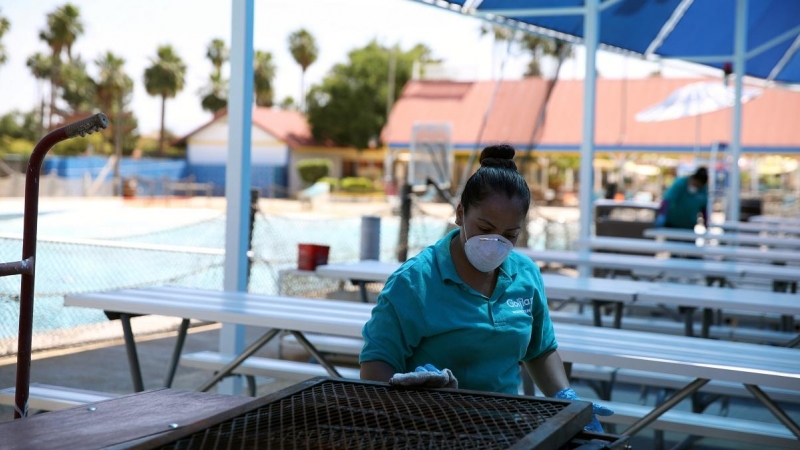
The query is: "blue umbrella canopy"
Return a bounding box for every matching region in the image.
[413,0,799,225]
[418,0,800,84]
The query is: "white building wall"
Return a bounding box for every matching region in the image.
[187,118,289,165]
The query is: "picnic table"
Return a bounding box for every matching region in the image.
[750,216,800,226]
[717,221,800,235]
[644,228,800,249]
[314,260,800,341]
[517,248,800,292]
[62,286,800,443]
[315,260,639,328]
[581,236,800,265]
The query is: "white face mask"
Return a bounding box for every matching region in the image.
[464,234,514,272]
[688,185,699,194]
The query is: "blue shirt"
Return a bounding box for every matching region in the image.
[663,176,708,229]
[360,228,557,394]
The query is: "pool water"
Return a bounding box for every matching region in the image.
[0,204,576,341]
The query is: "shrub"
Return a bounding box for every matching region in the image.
[341,177,374,193]
[318,176,340,190]
[297,158,332,185]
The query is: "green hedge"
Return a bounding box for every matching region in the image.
[297,158,332,184]
[341,177,374,193]
[318,176,340,190]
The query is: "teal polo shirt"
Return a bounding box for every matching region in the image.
[664,176,708,229]
[360,228,557,394]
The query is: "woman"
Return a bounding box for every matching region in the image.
[359,144,611,432]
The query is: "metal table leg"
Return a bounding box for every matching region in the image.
[701,308,713,338]
[612,302,623,329]
[119,314,144,392]
[622,378,710,437]
[198,328,281,392]
[591,301,603,327]
[353,280,370,303]
[679,307,695,337]
[745,384,800,439]
[290,331,342,378]
[164,319,190,388]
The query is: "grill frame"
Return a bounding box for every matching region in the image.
[132,377,594,450]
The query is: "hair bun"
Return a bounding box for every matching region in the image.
[479,144,517,170]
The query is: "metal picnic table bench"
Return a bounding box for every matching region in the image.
[315,260,800,341]
[644,228,800,249]
[62,285,800,446]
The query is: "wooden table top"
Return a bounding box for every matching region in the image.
[0,388,251,450]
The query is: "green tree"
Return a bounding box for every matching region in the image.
[0,110,38,142]
[279,96,297,111]
[96,51,134,192]
[26,53,53,138]
[306,40,435,149]
[143,45,186,155]
[519,34,572,77]
[59,57,95,113]
[0,9,10,69]
[287,28,318,111]
[253,50,276,107]
[39,3,84,128]
[199,38,228,114]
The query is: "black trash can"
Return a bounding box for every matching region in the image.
[739,198,762,222]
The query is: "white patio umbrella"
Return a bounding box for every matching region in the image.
[635,81,762,123]
[636,81,762,226]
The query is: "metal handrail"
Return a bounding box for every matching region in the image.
[0,113,108,419]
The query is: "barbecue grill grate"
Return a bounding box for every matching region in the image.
[153,379,590,450]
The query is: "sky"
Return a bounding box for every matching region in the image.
[0,0,715,137]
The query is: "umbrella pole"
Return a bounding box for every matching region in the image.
[728,0,748,222]
[694,115,700,163]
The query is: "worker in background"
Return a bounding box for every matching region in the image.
[654,167,709,229]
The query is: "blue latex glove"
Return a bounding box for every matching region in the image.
[553,387,614,433]
[390,364,458,388]
[654,214,667,228]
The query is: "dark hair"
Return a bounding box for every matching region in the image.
[460,144,531,214]
[692,167,709,185]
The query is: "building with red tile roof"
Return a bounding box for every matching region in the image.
[383,77,800,155]
[174,107,383,196]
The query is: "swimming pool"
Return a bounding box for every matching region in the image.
[0,203,576,343]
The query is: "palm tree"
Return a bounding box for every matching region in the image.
[253,50,276,107]
[206,38,228,77]
[0,10,10,69]
[26,53,53,137]
[49,3,83,61]
[199,73,227,114]
[287,28,318,111]
[199,39,228,114]
[59,57,95,114]
[39,3,84,128]
[480,24,515,79]
[96,51,133,194]
[143,45,186,155]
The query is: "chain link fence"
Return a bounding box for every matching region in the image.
[0,200,577,355]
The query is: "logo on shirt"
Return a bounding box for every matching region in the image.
[506,297,533,315]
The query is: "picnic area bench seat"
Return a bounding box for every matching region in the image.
[596,400,797,448]
[0,383,117,412]
[549,310,797,346]
[178,348,798,448]
[179,351,361,382]
[277,333,800,406]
